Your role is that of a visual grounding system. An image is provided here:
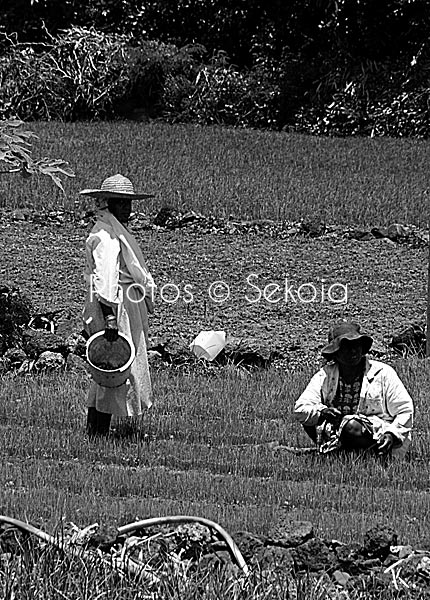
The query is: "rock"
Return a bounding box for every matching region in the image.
[65,333,87,357]
[232,531,265,561]
[66,353,89,375]
[333,569,352,587]
[198,550,239,576]
[251,545,294,571]
[387,223,410,241]
[34,351,65,371]
[416,556,430,580]
[3,347,27,368]
[391,544,414,559]
[153,207,181,228]
[292,538,337,572]
[300,218,326,237]
[221,337,277,368]
[22,329,67,359]
[379,237,397,247]
[335,541,366,572]
[362,525,397,560]
[348,229,374,241]
[371,227,389,239]
[389,323,426,357]
[12,209,27,221]
[266,519,314,548]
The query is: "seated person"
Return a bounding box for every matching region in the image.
[294,321,414,458]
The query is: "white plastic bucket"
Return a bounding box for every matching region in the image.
[189,330,226,361]
[86,331,135,388]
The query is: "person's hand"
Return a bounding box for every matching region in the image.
[318,407,342,427]
[377,432,395,455]
[104,315,119,342]
[145,296,154,315]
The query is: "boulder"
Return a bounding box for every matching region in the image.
[292,538,337,572]
[362,524,397,560]
[300,218,326,237]
[350,229,374,241]
[3,347,28,369]
[65,333,87,357]
[371,227,389,239]
[66,353,89,375]
[231,531,265,561]
[387,223,410,241]
[251,545,294,572]
[34,351,65,372]
[333,569,352,587]
[335,541,367,573]
[266,519,314,548]
[389,322,426,357]
[221,337,277,368]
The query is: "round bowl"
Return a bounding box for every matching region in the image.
[86,331,135,388]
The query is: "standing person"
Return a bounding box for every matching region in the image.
[80,174,156,437]
[293,321,414,458]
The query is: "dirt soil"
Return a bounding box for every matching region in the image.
[0,213,426,367]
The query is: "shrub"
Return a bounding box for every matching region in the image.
[0,27,132,120]
[164,50,280,128]
[293,51,430,138]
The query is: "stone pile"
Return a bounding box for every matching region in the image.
[3,207,429,248]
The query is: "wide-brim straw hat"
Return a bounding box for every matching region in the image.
[321,321,373,359]
[79,173,155,200]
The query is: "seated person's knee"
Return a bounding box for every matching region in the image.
[340,418,373,449]
[342,418,364,437]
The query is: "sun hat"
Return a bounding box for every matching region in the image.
[321,321,373,359]
[79,174,155,200]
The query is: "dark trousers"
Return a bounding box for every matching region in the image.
[86,407,112,437]
[302,423,374,449]
[303,425,318,444]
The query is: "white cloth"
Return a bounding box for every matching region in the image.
[84,210,155,307]
[83,211,153,415]
[294,358,414,458]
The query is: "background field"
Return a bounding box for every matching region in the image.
[1,121,430,226]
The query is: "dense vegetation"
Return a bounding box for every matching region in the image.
[1,1,430,136]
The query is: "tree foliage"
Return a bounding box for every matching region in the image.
[1,0,430,136]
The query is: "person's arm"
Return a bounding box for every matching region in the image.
[88,232,121,341]
[381,365,414,443]
[294,369,328,426]
[99,300,119,342]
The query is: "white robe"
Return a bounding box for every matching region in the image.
[83,213,153,415]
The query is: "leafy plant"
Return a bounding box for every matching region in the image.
[0,118,74,191]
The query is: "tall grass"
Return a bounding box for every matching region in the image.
[1,121,429,226]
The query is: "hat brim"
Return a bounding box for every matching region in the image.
[322,333,373,359]
[79,189,155,200]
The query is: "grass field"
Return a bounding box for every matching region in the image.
[1,121,430,597]
[2,121,430,226]
[1,360,429,546]
[0,361,430,597]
